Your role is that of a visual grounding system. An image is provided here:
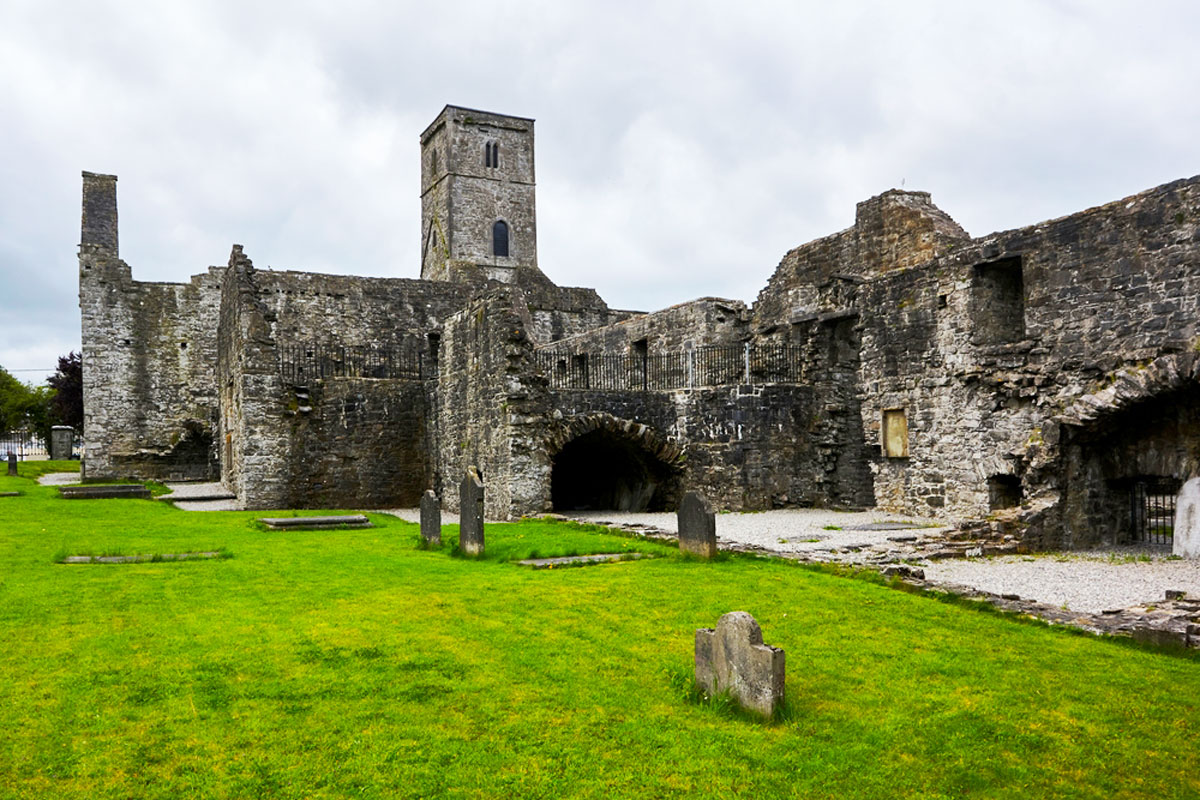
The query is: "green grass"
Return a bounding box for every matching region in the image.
[1,470,1199,798]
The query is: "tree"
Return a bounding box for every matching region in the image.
[48,352,83,431]
[0,365,48,438]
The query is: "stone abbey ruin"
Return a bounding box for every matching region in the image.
[79,105,1200,552]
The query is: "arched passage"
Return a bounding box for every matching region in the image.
[1058,357,1200,547]
[546,414,685,512]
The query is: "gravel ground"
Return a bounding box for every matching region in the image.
[923,550,1200,614]
[564,508,951,553]
[565,509,1200,613]
[37,472,82,486]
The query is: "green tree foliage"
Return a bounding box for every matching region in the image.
[0,365,54,444]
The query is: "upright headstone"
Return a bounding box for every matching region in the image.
[1173,477,1200,558]
[677,490,717,558]
[420,489,442,546]
[49,426,74,461]
[459,467,485,556]
[6,451,16,477]
[695,611,786,718]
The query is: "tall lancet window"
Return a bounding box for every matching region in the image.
[484,141,500,168]
[493,220,509,257]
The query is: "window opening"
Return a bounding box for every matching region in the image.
[492,220,509,257]
[987,474,1023,509]
[971,256,1025,345]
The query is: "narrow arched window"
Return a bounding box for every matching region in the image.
[491,142,500,168]
[493,220,509,257]
[483,142,491,167]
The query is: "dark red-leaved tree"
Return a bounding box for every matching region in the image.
[48,351,83,430]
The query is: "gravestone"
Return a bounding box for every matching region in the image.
[459,467,485,556]
[677,490,717,558]
[695,611,786,718]
[420,489,442,546]
[49,426,74,460]
[1173,477,1200,558]
[6,451,15,476]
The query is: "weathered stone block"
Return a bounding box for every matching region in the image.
[678,490,717,558]
[6,452,15,476]
[695,611,786,718]
[1173,477,1200,558]
[459,467,485,556]
[49,426,74,461]
[420,489,442,546]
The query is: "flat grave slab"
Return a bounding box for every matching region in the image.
[258,515,373,530]
[59,484,152,500]
[0,491,20,498]
[846,521,930,532]
[62,551,222,564]
[516,553,648,569]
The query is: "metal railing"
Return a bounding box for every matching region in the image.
[1130,478,1179,545]
[0,429,47,460]
[278,343,423,383]
[535,343,805,391]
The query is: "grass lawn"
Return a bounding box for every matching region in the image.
[1,469,1198,798]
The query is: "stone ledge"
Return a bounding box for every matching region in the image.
[258,515,373,530]
[59,484,151,500]
[61,551,222,564]
[516,553,648,569]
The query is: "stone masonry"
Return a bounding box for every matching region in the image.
[78,104,1200,553]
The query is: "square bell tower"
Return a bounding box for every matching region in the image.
[419,105,538,283]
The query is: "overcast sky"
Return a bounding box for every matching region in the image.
[3,0,1199,383]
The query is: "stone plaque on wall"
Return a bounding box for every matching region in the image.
[883,408,908,458]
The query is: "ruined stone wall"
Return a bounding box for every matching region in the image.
[435,290,552,518]
[278,377,429,508]
[538,298,749,355]
[216,248,291,507]
[79,172,223,480]
[546,384,847,510]
[853,176,1200,531]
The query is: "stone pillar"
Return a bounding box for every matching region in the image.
[420,489,442,546]
[678,490,717,558]
[6,451,16,476]
[1173,478,1200,558]
[459,467,485,556]
[49,427,74,461]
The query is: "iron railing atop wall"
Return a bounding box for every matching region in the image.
[535,343,805,391]
[0,429,48,460]
[278,343,423,383]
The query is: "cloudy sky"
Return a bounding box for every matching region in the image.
[3,0,1199,383]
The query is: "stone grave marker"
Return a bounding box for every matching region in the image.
[695,611,786,718]
[677,490,717,558]
[459,467,485,556]
[420,489,442,546]
[49,426,74,460]
[1174,478,1200,558]
[6,451,15,476]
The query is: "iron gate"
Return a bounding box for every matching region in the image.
[1130,478,1180,545]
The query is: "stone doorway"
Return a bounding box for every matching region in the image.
[550,428,681,512]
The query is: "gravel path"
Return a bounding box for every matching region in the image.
[923,550,1200,614]
[37,472,82,486]
[564,508,951,554]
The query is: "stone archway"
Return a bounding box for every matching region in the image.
[546,414,685,512]
[1056,354,1200,548]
